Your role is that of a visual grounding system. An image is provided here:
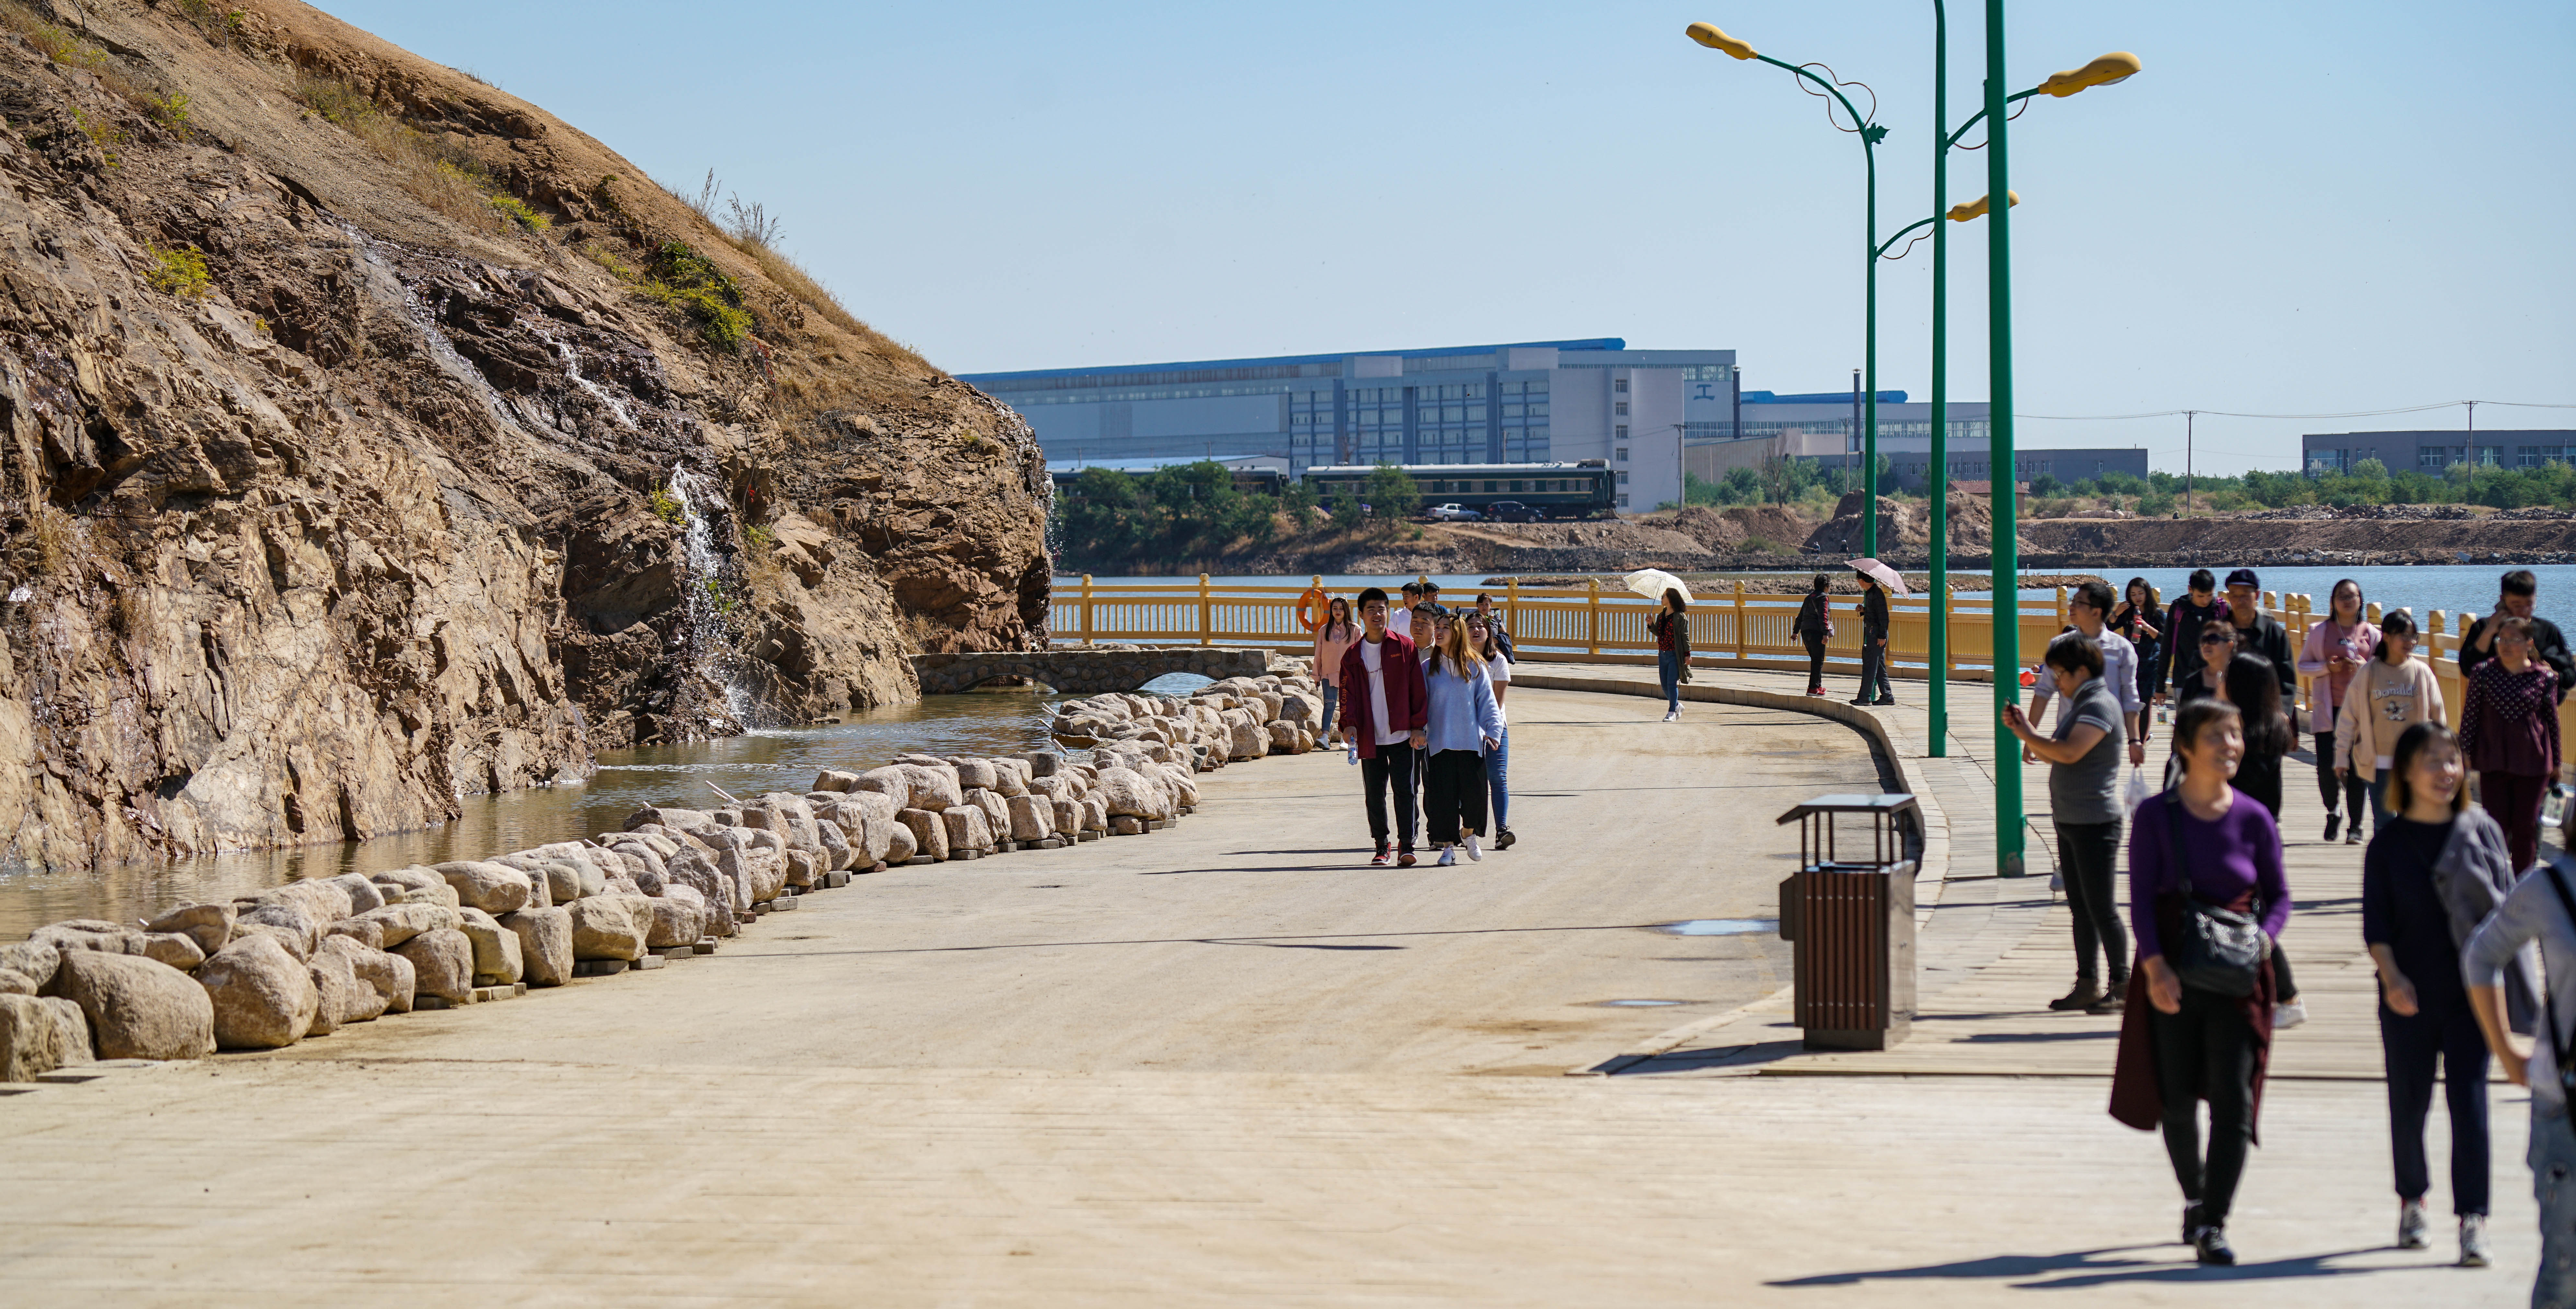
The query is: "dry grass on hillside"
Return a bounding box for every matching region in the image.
[292,75,534,237]
[659,169,880,343]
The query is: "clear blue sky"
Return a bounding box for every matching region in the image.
[319,0,2573,477]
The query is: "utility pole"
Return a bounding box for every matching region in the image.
[2467,399,2481,500]
[1984,0,2024,879]
[1849,369,1862,482]
[2184,410,2196,515]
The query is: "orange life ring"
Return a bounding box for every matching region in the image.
[1297,587,1329,632]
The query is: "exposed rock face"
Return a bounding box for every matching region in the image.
[0,0,1049,872]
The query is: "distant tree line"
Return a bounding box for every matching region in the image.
[1057,462,1423,563]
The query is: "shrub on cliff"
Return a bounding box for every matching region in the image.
[642,241,751,352]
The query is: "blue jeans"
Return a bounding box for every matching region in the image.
[1658,649,1682,712]
[1321,683,1339,738]
[1487,726,1511,830]
[2368,771,2391,830]
[2533,1103,2576,1307]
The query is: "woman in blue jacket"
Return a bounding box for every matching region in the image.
[1421,618,1505,866]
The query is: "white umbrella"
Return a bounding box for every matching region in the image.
[1846,557,1911,596]
[1622,569,1693,605]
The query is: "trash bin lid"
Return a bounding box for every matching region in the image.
[1774,793,1920,825]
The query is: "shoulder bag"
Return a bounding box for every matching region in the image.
[2161,792,2268,997]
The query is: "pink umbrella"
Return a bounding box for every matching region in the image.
[1846,557,1911,597]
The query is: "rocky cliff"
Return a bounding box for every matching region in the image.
[0,0,1050,871]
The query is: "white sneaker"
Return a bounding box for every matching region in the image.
[1662,710,1678,722]
[2273,999,2308,1030]
[1436,846,1457,867]
[1464,833,1483,862]
[2398,1198,2429,1250]
[2461,1213,2490,1266]
[2049,872,2064,894]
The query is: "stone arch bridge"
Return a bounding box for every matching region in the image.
[910,648,1274,695]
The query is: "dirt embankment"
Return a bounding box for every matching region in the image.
[0,2,1048,870]
[2019,511,2576,568]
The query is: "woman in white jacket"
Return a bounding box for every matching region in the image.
[2336,609,2447,832]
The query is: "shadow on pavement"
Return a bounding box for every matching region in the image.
[1769,1243,2409,1289]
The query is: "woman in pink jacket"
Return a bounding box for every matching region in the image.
[2297,579,2379,844]
[2334,609,2445,834]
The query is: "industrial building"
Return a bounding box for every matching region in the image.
[959,338,1736,512]
[2302,429,2576,474]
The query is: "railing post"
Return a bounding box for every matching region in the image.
[2055,584,2068,629]
[1733,580,1747,666]
[1081,573,1094,647]
[1587,577,1601,659]
[1198,572,1212,647]
[1507,575,1520,648]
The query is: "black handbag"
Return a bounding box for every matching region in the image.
[2161,791,2267,997]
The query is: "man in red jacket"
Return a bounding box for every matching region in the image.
[1340,586,1429,867]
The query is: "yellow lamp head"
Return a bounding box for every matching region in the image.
[2037,52,2142,98]
[1685,21,1757,60]
[1945,190,2021,223]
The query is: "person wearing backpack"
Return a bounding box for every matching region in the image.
[2366,721,2505,1266]
[2466,824,2576,1306]
[2110,698,2290,1268]
[1792,573,1834,696]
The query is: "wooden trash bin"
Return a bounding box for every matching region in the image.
[1776,794,1922,1051]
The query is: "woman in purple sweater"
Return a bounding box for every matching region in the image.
[2113,698,2292,1267]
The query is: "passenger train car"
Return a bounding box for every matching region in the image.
[1299,462,1613,518]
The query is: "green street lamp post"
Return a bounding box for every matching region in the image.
[1687,22,1890,557]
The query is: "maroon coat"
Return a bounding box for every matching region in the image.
[1337,632,1428,759]
[2109,891,2276,1143]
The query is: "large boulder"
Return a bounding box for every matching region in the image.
[897,764,962,811]
[328,936,415,1015]
[144,903,236,958]
[899,808,950,861]
[242,879,355,931]
[884,817,919,863]
[455,909,526,986]
[1051,798,1083,836]
[815,818,855,871]
[196,935,320,1050]
[31,920,146,956]
[964,789,1012,842]
[0,940,59,996]
[140,933,207,973]
[313,936,396,1023]
[502,908,574,986]
[233,903,320,957]
[625,805,716,832]
[393,929,476,1002]
[813,769,861,793]
[342,901,458,948]
[942,805,995,855]
[643,892,705,949]
[949,759,999,792]
[1008,794,1056,842]
[325,873,387,915]
[0,994,92,1081]
[1093,766,1175,820]
[46,952,214,1060]
[371,866,460,908]
[433,862,534,915]
[567,897,648,962]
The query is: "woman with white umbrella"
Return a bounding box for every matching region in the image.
[1628,570,1694,723]
[1849,559,1904,707]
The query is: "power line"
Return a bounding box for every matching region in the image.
[2015,399,2576,421]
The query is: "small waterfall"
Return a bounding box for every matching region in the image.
[537,327,636,429]
[336,223,527,435]
[667,466,760,731]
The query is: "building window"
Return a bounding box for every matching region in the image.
[1613,378,1629,393]
[1616,493,1630,507]
[1615,426,1628,440]
[1615,447,1628,462]
[1616,471,1629,486]
[1614,401,1629,416]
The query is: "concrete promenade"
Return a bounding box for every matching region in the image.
[0,672,2539,1304]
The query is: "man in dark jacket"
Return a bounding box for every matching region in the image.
[2222,568,2300,741]
[1339,586,1429,867]
[2155,568,2225,700]
[1852,571,1893,706]
[2460,569,2576,704]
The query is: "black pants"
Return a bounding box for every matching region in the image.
[2314,729,2368,826]
[1858,635,1892,701]
[2055,819,2127,986]
[2383,992,2492,1216]
[1361,740,1419,851]
[2482,770,2548,873]
[1423,748,1489,842]
[1804,637,1828,691]
[2152,987,2261,1227]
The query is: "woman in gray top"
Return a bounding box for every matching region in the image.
[2002,631,2129,1014]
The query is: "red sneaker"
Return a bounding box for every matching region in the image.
[1369,847,1391,867]
[1397,851,1418,868]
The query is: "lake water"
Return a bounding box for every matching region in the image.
[0,685,1143,941]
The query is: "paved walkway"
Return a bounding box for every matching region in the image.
[0,672,2539,1303]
